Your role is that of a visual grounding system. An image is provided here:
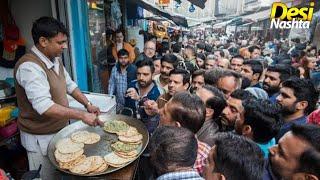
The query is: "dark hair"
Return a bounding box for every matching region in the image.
[291,124,320,151]
[169,68,191,85]
[197,42,206,50]
[153,55,162,61]
[248,45,261,53]
[231,55,244,61]
[161,54,178,67]
[136,58,155,73]
[117,49,129,57]
[115,28,124,35]
[149,126,198,176]
[196,53,206,61]
[267,64,297,82]
[282,78,319,114]
[298,149,320,178]
[243,60,263,75]
[185,45,196,55]
[170,92,206,133]
[212,132,264,180]
[204,69,241,87]
[242,99,282,143]
[192,69,206,80]
[196,85,226,119]
[32,17,69,44]
[230,89,255,101]
[172,42,182,53]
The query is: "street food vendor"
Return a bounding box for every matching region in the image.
[13,17,101,179]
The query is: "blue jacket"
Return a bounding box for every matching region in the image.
[124,80,160,133]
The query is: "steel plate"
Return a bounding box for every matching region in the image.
[47,114,149,176]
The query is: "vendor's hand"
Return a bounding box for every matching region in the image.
[87,104,101,115]
[126,88,140,100]
[81,112,98,126]
[144,100,159,116]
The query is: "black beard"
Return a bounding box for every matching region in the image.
[279,103,297,116]
[263,84,280,96]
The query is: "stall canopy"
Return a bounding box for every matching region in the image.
[241,9,270,22]
[130,0,188,27]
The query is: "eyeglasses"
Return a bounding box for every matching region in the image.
[145,47,156,51]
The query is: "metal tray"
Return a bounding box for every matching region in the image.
[47,114,149,176]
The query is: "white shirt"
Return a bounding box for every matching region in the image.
[16,46,78,155]
[16,46,78,115]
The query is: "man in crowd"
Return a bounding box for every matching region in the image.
[108,49,136,113]
[14,17,101,179]
[125,59,160,133]
[291,149,320,180]
[214,50,225,60]
[275,78,318,141]
[196,85,226,146]
[111,29,135,62]
[235,98,281,157]
[204,68,242,99]
[135,40,156,63]
[171,42,184,62]
[159,92,210,174]
[216,58,230,69]
[191,69,205,92]
[144,68,191,117]
[263,64,296,103]
[249,45,261,59]
[184,45,199,73]
[149,126,203,180]
[205,55,216,70]
[204,132,265,180]
[264,124,320,180]
[241,60,264,88]
[220,89,255,132]
[230,55,244,72]
[153,54,177,94]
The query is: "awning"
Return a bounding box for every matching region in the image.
[212,20,233,29]
[241,9,270,22]
[129,0,188,27]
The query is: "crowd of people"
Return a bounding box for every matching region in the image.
[104,28,320,180]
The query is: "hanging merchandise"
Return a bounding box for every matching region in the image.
[110,0,122,30]
[0,1,26,68]
[189,4,195,13]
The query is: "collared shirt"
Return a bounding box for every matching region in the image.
[15,46,77,115]
[16,46,77,155]
[157,170,204,180]
[194,140,211,175]
[108,64,128,111]
[276,116,307,142]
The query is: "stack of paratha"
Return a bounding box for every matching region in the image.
[103,121,143,167]
[54,131,107,175]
